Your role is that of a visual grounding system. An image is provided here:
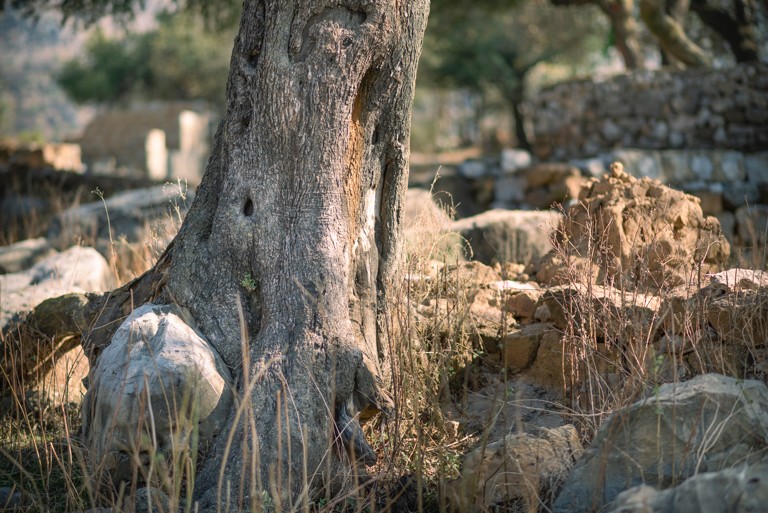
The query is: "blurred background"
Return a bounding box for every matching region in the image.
[1,0,767,259]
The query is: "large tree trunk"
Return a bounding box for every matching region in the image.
[83,1,428,509]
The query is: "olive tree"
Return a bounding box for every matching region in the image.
[7,0,430,509]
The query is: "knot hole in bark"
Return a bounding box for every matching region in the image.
[243,198,254,217]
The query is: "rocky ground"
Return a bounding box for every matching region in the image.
[1,153,768,512]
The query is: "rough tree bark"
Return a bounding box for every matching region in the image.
[81,1,429,509]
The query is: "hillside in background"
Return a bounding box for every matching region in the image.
[0,10,83,141]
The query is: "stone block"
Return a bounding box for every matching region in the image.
[660,150,692,182]
[500,149,532,173]
[745,152,768,184]
[723,182,760,210]
[714,151,745,181]
[691,153,714,181]
[494,175,526,206]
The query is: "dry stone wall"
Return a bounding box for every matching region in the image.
[530,63,768,161]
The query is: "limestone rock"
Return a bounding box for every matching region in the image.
[0,237,56,274]
[450,209,560,265]
[558,166,730,291]
[82,303,233,486]
[553,374,768,513]
[450,425,582,512]
[0,246,113,330]
[502,286,544,322]
[606,463,768,513]
[502,323,556,373]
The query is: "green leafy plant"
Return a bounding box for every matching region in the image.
[241,273,257,293]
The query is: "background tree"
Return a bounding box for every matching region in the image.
[57,11,236,110]
[551,0,764,68]
[422,0,606,149]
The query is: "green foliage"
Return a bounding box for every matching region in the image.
[241,273,257,293]
[56,11,235,108]
[57,28,152,104]
[1,0,241,28]
[423,0,605,99]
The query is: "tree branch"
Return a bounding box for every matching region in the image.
[640,0,712,67]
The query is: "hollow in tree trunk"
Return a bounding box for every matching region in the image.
[81,1,429,509]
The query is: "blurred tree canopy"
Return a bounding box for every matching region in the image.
[550,0,764,68]
[56,11,235,109]
[1,0,241,28]
[422,0,606,149]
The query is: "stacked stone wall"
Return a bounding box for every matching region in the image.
[530,63,768,161]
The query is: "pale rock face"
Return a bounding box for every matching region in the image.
[449,425,582,512]
[606,464,768,513]
[82,303,233,485]
[553,374,768,513]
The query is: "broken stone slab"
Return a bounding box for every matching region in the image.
[552,374,768,513]
[0,246,113,331]
[533,284,661,340]
[502,323,557,374]
[606,462,768,513]
[706,286,768,348]
[659,270,768,348]
[449,425,582,512]
[450,209,560,265]
[46,184,193,252]
[82,303,233,486]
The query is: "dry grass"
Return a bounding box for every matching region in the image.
[1,179,767,512]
